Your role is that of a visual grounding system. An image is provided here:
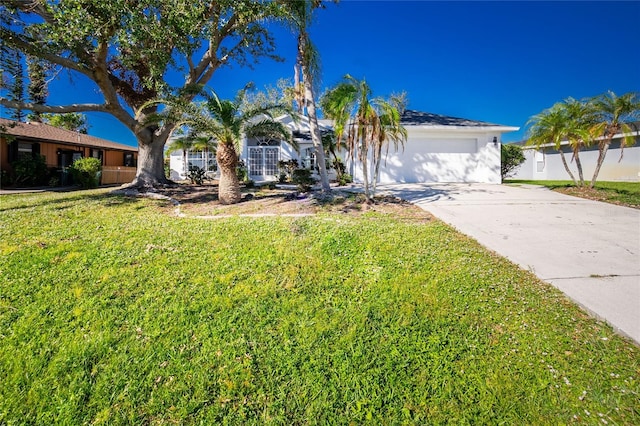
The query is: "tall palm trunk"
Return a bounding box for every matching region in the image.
[371,142,383,196]
[590,141,610,188]
[573,149,585,187]
[558,150,579,186]
[299,34,330,193]
[217,142,241,204]
[360,131,371,200]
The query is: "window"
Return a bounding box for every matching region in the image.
[9,141,40,162]
[124,152,135,167]
[90,149,103,164]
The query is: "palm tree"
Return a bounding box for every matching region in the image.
[191,90,294,204]
[283,0,335,193]
[527,103,579,186]
[191,136,217,175]
[526,98,594,187]
[321,75,407,200]
[165,135,194,180]
[563,98,595,187]
[588,91,639,188]
[371,99,407,195]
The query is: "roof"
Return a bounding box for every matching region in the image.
[401,109,519,131]
[0,118,137,152]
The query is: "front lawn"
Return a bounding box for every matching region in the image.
[0,189,638,424]
[506,180,640,208]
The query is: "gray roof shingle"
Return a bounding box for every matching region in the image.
[401,109,500,127]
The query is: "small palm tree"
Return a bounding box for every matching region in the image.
[321,75,407,199]
[192,90,295,204]
[165,136,194,180]
[526,99,593,187]
[588,91,639,188]
[191,136,217,175]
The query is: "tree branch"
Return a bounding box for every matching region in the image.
[0,98,108,113]
[0,28,94,79]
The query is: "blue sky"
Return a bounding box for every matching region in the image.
[10,1,640,146]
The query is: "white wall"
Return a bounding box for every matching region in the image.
[349,128,502,184]
[513,142,640,182]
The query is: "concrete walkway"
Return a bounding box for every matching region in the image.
[377,183,640,344]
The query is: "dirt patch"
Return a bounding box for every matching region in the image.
[152,182,433,222]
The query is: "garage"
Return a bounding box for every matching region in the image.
[349,110,519,184]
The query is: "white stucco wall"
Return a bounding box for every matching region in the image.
[512,141,640,182]
[349,128,504,184]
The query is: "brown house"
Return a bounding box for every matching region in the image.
[0,118,138,186]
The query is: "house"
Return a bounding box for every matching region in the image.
[168,115,335,182]
[168,110,519,184]
[347,110,519,184]
[510,129,640,182]
[0,118,138,186]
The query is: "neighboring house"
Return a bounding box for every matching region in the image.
[347,110,519,184]
[0,118,138,185]
[168,115,335,182]
[511,129,640,182]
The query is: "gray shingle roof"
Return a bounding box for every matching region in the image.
[0,118,137,151]
[401,109,500,127]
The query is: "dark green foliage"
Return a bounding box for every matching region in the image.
[236,160,248,182]
[42,113,89,133]
[501,144,525,179]
[292,168,316,191]
[10,154,48,186]
[2,49,26,121]
[337,173,353,186]
[26,56,48,122]
[186,164,206,185]
[69,157,102,189]
[278,159,298,182]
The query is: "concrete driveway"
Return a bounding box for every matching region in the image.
[377,183,640,344]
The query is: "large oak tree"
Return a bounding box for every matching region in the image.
[0,0,287,188]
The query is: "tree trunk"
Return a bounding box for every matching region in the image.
[128,133,173,188]
[360,135,370,201]
[217,142,241,204]
[299,34,331,193]
[371,142,383,196]
[558,150,579,186]
[590,141,610,188]
[574,149,585,187]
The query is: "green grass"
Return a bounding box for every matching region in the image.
[506,179,640,207]
[1,189,638,424]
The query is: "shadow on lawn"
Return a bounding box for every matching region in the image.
[0,189,148,213]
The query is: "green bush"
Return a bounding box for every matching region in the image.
[278,159,298,182]
[292,168,316,192]
[186,164,206,185]
[338,173,353,186]
[10,154,49,187]
[501,144,526,179]
[236,160,248,182]
[69,157,102,189]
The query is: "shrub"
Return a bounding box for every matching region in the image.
[501,144,526,180]
[338,173,353,186]
[10,154,49,187]
[236,160,248,182]
[186,164,206,185]
[292,168,316,192]
[69,157,102,189]
[278,159,298,182]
